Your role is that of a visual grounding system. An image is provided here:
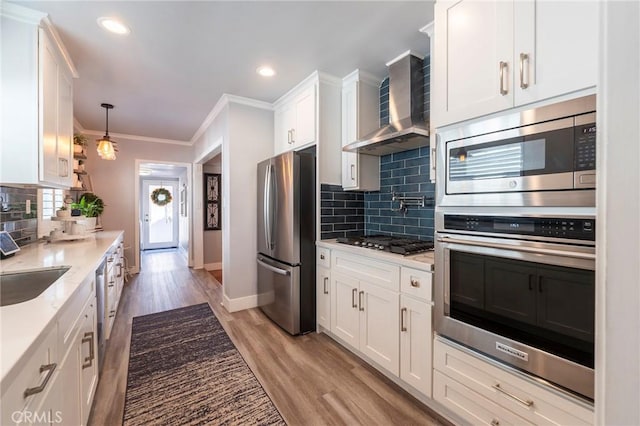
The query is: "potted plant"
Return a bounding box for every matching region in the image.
[56,205,70,218]
[73,133,88,155]
[72,193,104,229]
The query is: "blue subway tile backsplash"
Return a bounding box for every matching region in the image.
[364,148,435,240]
[320,184,365,239]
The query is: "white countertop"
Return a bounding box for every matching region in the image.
[0,231,123,383]
[317,239,434,270]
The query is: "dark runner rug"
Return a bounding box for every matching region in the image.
[123,303,285,425]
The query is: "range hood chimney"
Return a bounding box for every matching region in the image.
[344,51,429,156]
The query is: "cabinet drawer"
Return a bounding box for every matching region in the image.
[332,250,399,291]
[400,267,432,301]
[1,326,57,422]
[434,338,593,425]
[57,275,93,350]
[434,370,532,426]
[317,247,331,268]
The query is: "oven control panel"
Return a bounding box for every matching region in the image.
[444,215,595,241]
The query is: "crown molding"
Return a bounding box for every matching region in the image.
[386,50,427,67]
[420,21,434,38]
[81,129,192,146]
[0,2,46,24]
[342,69,383,88]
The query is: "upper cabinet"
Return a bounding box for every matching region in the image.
[341,70,380,191]
[0,4,78,188]
[274,84,316,154]
[273,71,342,186]
[432,0,598,128]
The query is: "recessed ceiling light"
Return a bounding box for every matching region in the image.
[97,17,130,35]
[257,66,276,77]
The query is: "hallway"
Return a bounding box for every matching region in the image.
[89,249,445,425]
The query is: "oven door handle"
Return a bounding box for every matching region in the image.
[436,236,595,261]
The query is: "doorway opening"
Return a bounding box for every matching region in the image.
[134,160,192,273]
[141,179,179,250]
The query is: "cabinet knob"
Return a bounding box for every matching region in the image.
[410,278,420,287]
[320,254,325,260]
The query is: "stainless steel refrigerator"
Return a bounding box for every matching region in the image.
[257,150,316,335]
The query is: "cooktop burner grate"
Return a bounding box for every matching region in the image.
[336,235,434,255]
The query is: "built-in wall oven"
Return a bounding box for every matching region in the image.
[434,95,597,401]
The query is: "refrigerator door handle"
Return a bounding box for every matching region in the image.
[263,164,272,249]
[257,258,291,276]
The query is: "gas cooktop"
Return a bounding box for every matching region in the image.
[336,235,434,255]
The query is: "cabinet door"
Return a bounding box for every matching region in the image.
[537,265,594,343]
[317,266,331,330]
[433,0,514,127]
[294,85,316,147]
[58,340,81,426]
[330,272,359,349]
[341,82,359,189]
[400,295,432,397]
[514,0,598,106]
[485,258,537,326]
[274,105,293,155]
[359,281,399,376]
[56,70,73,186]
[80,299,98,425]
[40,29,60,185]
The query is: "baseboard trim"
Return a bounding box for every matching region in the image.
[204,262,222,271]
[222,292,258,313]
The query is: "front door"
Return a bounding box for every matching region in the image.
[142,179,179,250]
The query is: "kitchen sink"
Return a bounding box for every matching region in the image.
[0,266,70,307]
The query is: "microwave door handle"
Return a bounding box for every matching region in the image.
[437,236,595,261]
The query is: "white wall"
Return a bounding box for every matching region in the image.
[86,136,193,270]
[596,2,640,424]
[203,158,222,268]
[223,102,273,307]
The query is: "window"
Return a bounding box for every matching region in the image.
[42,189,65,219]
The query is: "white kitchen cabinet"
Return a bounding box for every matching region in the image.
[78,296,98,425]
[317,265,331,330]
[400,294,432,397]
[433,337,594,425]
[331,271,400,375]
[0,4,77,188]
[341,70,380,191]
[274,84,316,154]
[433,0,598,127]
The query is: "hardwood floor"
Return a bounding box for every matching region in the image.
[89,250,448,426]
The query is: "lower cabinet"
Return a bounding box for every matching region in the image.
[320,245,434,398]
[331,271,400,375]
[433,337,594,425]
[400,294,432,397]
[316,266,331,330]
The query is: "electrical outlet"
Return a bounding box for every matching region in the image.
[25,199,31,214]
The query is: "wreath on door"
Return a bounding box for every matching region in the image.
[150,188,172,206]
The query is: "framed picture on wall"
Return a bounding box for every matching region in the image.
[204,173,221,230]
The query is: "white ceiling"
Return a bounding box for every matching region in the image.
[11,1,434,144]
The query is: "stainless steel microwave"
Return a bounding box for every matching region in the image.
[436,95,596,207]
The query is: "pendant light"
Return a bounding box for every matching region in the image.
[96,103,118,160]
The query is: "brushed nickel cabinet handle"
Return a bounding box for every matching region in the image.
[358,291,364,311]
[400,307,407,332]
[109,310,116,318]
[24,363,57,398]
[491,419,500,426]
[499,61,508,95]
[323,277,329,295]
[352,288,358,308]
[519,53,529,89]
[117,263,123,278]
[350,164,355,180]
[492,383,534,407]
[290,128,296,144]
[320,254,325,260]
[410,278,420,288]
[82,331,95,369]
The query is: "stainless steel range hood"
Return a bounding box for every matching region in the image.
[344,52,429,156]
